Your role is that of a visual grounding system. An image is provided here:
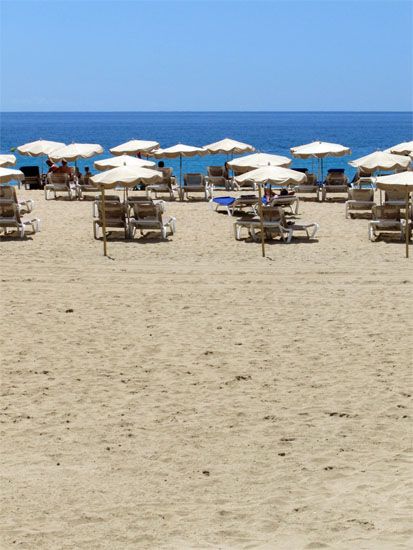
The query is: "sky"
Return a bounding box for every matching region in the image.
[0,0,412,111]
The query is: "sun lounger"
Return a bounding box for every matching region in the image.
[0,198,40,238]
[179,173,212,201]
[92,194,121,217]
[294,170,320,199]
[210,195,259,216]
[207,166,231,190]
[384,189,406,208]
[234,206,319,243]
[129,202,176,239]
[320,169,349,201]
[20,165,42,190]
[269,194,299,214]
[93,199,130,239]
[44,173,79,200]
[368,205,405,241]
[78,178,101,198]
[345,188,375,218]
[0,185,34,214]
[146,168,177,200]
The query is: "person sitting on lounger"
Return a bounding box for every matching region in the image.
[46,159,58,173]
[56,160,74,179]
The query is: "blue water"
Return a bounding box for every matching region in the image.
[1,112,412,178]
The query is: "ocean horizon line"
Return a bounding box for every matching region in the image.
[2,110,412,115]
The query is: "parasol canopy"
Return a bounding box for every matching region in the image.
[235,165,306,186]
[349,151,410,172]
[384,141,413,156]
[290,141,351,158]
[109,139,160,156]
[90,165,162,188]
[152,143,207,158]
[204,138,255,155]
[0,167,25,183]
[0,154,17,167]
[50,143,103,162]
[17,139,66,157]
[228,152,291,172]
[94,155,155,171]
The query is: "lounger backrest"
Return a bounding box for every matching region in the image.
[0,185,17,201]
[325,172,348,185]
[0,200,19,221]
[184,173,203,186]
[261,206,285,223]
[306,173,317,185]
[96,200,126,221]
[208,166,224,177]
[48,173,69,184]
[132,203,162,222]
[349,189,374,201]
[20,166,40,178]
[372,205,400,220]
[385,189,405,201]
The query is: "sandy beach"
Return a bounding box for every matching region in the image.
[1,190,412,549]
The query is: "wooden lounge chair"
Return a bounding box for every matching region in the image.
[207,166,230,190]
[179,173,212,201]
[345,188,375,218]
[20,166,42,190]
[321,169,349,201]
[146,168,177,200]
[93,199,130,239]
[92,194,121,217]
[368,205,405,241]
[0,199,40,238]
[129,202,176,239]
[44,173,79,200]
[294,170,320,199]
[384,189,406,208]
[210,195,259,216]
[0,185,34,214]
[269,194,299,214]
[234,206,319,243]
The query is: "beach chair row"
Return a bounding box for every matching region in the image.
[0,186,40,238]
[93,196,176,240]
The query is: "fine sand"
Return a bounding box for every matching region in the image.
[1,189,412,549]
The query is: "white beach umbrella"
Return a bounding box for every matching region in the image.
[94,154,155,171]
[349,151,410,173]
[0,154,17,167]
[228,152,292,173]
[204,138,255,155]
[151,143,207,184]
[0,167,24,183]
[50,143,104,163]
[235,166,307,258]
[17,139,66,157]
[109,139,160,156]
[375,171,413,258]
[90,165,162,257]
[234,165,306,187]
[384,141,413,156]
[291,141,351,181]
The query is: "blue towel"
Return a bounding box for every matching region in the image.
[212,196,235,206]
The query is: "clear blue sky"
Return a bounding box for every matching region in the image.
[1,0,412,111]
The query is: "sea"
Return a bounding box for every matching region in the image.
[1,112,412,179]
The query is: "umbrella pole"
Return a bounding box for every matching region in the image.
[405,190,409,259]
[101,187,108,257]
[180,155,182,186]
[257,183,266,258]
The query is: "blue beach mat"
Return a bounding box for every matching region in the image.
[212,196,236,206]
